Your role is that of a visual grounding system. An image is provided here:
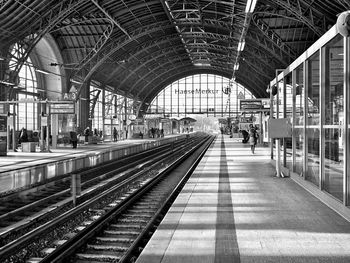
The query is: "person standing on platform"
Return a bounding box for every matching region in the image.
[18,127,28,144]
[84,126,90,144]
[70,131,78,149]
[249,124,257,154]
[113,127,118,142]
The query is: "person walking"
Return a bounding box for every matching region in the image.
[249,124,257,154]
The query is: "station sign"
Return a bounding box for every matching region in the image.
[62,92,77,101]
[218,118,227,124]
[135,118,144,124]
[240,99,263,111]
[50,102,75,114]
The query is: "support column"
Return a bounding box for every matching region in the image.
[78,80,91,132]
[344,36,350,205]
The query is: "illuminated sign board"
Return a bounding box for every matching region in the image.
[240,99,263,111]
[50,102,75,114]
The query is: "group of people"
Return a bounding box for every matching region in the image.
[240,124,259,154]
[68,126,104,149]
[149,127,164,138]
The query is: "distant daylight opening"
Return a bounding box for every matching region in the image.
[147,74,254,118]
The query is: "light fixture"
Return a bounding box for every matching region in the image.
[245,0,257,13]
[70,79,83,85]
[238,41,245,51]
[35,68,50,75]
[234,63,239,70]
[194,62,211,66]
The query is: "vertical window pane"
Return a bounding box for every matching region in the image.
[147,74,254,118]
[323,35,344,201]
[306,51,320,186]
[294,64,304,175]
[285,74,293,170]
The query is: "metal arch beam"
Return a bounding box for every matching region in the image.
[180,31,241,42]
[71,20,114,81]
[115,40,238,91]
[136,60,254,101]
[132,53,236,98]
[74,19,240,96]
[50,17,113,33]
[114,33,281,93]
[252,14,298,60]
[89,89,101,119]
[236,75,266,98]
[336,0,350,9]
[233,70,268,95]
[116,45,190,90]
[239,55,276,78]
[3,0,88,48]
[74,18,284,98]
[123,45,274,97]
[90,0,131,39]
[5,0,89,99]
[271,0,325,36]
[238,59,272,85]
[137,60,268,101]
[110,36,280,97]
[89,30,286,102]
[73,18,240,78]
[160,0,193,62]
[247,30,289,65]
[127,50,234,95]
[74,20,174,97]
[103,36,183,84]
[120,42,238,86]
[132,54,193,96]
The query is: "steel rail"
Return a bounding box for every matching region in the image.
[120,135,215,263]
[40,135,213,263]
[0,134,207,261]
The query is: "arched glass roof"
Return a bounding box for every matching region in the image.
[147,74,254,118]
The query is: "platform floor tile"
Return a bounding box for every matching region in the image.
[136,135,350,263]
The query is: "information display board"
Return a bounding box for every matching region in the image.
[50,102,75,114]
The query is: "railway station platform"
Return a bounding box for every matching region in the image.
[136,135,350,263]
[0,134,185,195]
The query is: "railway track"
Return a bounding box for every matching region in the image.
[41,134,214,263]
[0,137,192,242]
[0,133,214,263]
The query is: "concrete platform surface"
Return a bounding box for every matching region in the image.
[0,139,144,173]
[136,135,350,263]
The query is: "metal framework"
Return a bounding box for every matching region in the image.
[0,0,347,116]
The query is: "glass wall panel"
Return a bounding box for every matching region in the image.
[148,74,254,117]
[11,44,39,131]
[306,51,320,186]
[323,35,344,201]
[285,74,293,170]
[294,65,304,175]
